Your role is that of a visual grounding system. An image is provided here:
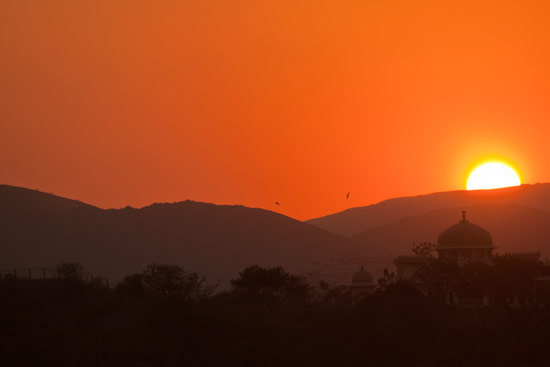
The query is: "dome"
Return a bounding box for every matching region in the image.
[352,266,373,284]
[437,211,493,249]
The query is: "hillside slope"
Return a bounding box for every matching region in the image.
[353,204,550,259]
[0,185,351,284]
[308,183,550,236]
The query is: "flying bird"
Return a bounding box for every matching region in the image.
[275,201,280,206]
[346,192,350,199]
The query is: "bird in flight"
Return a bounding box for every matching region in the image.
[275,201,280,206]
[346,192,350,199]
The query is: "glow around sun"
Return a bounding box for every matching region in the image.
[466,162,521,190]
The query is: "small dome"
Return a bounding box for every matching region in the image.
[352,266,373,284]
[437,211,493,249]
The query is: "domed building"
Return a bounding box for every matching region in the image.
[394,211,496,281]
[350,265,375,296]
[437,211,494,265]
[390,210,543,306]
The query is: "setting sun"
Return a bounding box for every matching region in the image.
[466,162,521,190]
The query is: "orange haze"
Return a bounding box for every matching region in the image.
[1,1,549,220]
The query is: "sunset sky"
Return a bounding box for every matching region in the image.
[1,1,549,220]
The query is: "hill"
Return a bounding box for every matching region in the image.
[352,203,550,261]
[0,185,351,285]
[307,183,550,236]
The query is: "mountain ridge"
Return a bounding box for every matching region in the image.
[2,184,548,286]
[307,183,550,236]
[351,203,550,260]
[0,185,352,285]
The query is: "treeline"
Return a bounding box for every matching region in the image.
[2,259,550,366]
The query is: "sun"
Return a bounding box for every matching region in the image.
[466,162,521,190]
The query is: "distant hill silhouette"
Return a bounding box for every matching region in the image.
[352,203,550,260]
[2,184,549,286]
[308,183,550,236]
[0,185,352,286]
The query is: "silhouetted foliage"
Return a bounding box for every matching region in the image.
[231,265,311,305]
[484,255,550,344]
[458,262,491,306]
[415,257,463,303]
[412,241,437,258]
[116,263,216,302]
[3,261,550,366]
[115,273,146,298]
[56,261,84,280]
[377,268,397,291]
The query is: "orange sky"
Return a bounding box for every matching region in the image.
[1,0,549,220]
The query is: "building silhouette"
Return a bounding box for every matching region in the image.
[350,265,375,296]
[437,211,494,266]
[394,211,540,282]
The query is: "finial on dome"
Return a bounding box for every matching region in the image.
[461,211,467,222]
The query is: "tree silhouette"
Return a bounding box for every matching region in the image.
[117,263,216,302]
[231,265,311,305]
[485,255,550,344]
[414,257,462,304]
[377,268,397,292]
[56,261,84,280]
[412,242,437,258]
